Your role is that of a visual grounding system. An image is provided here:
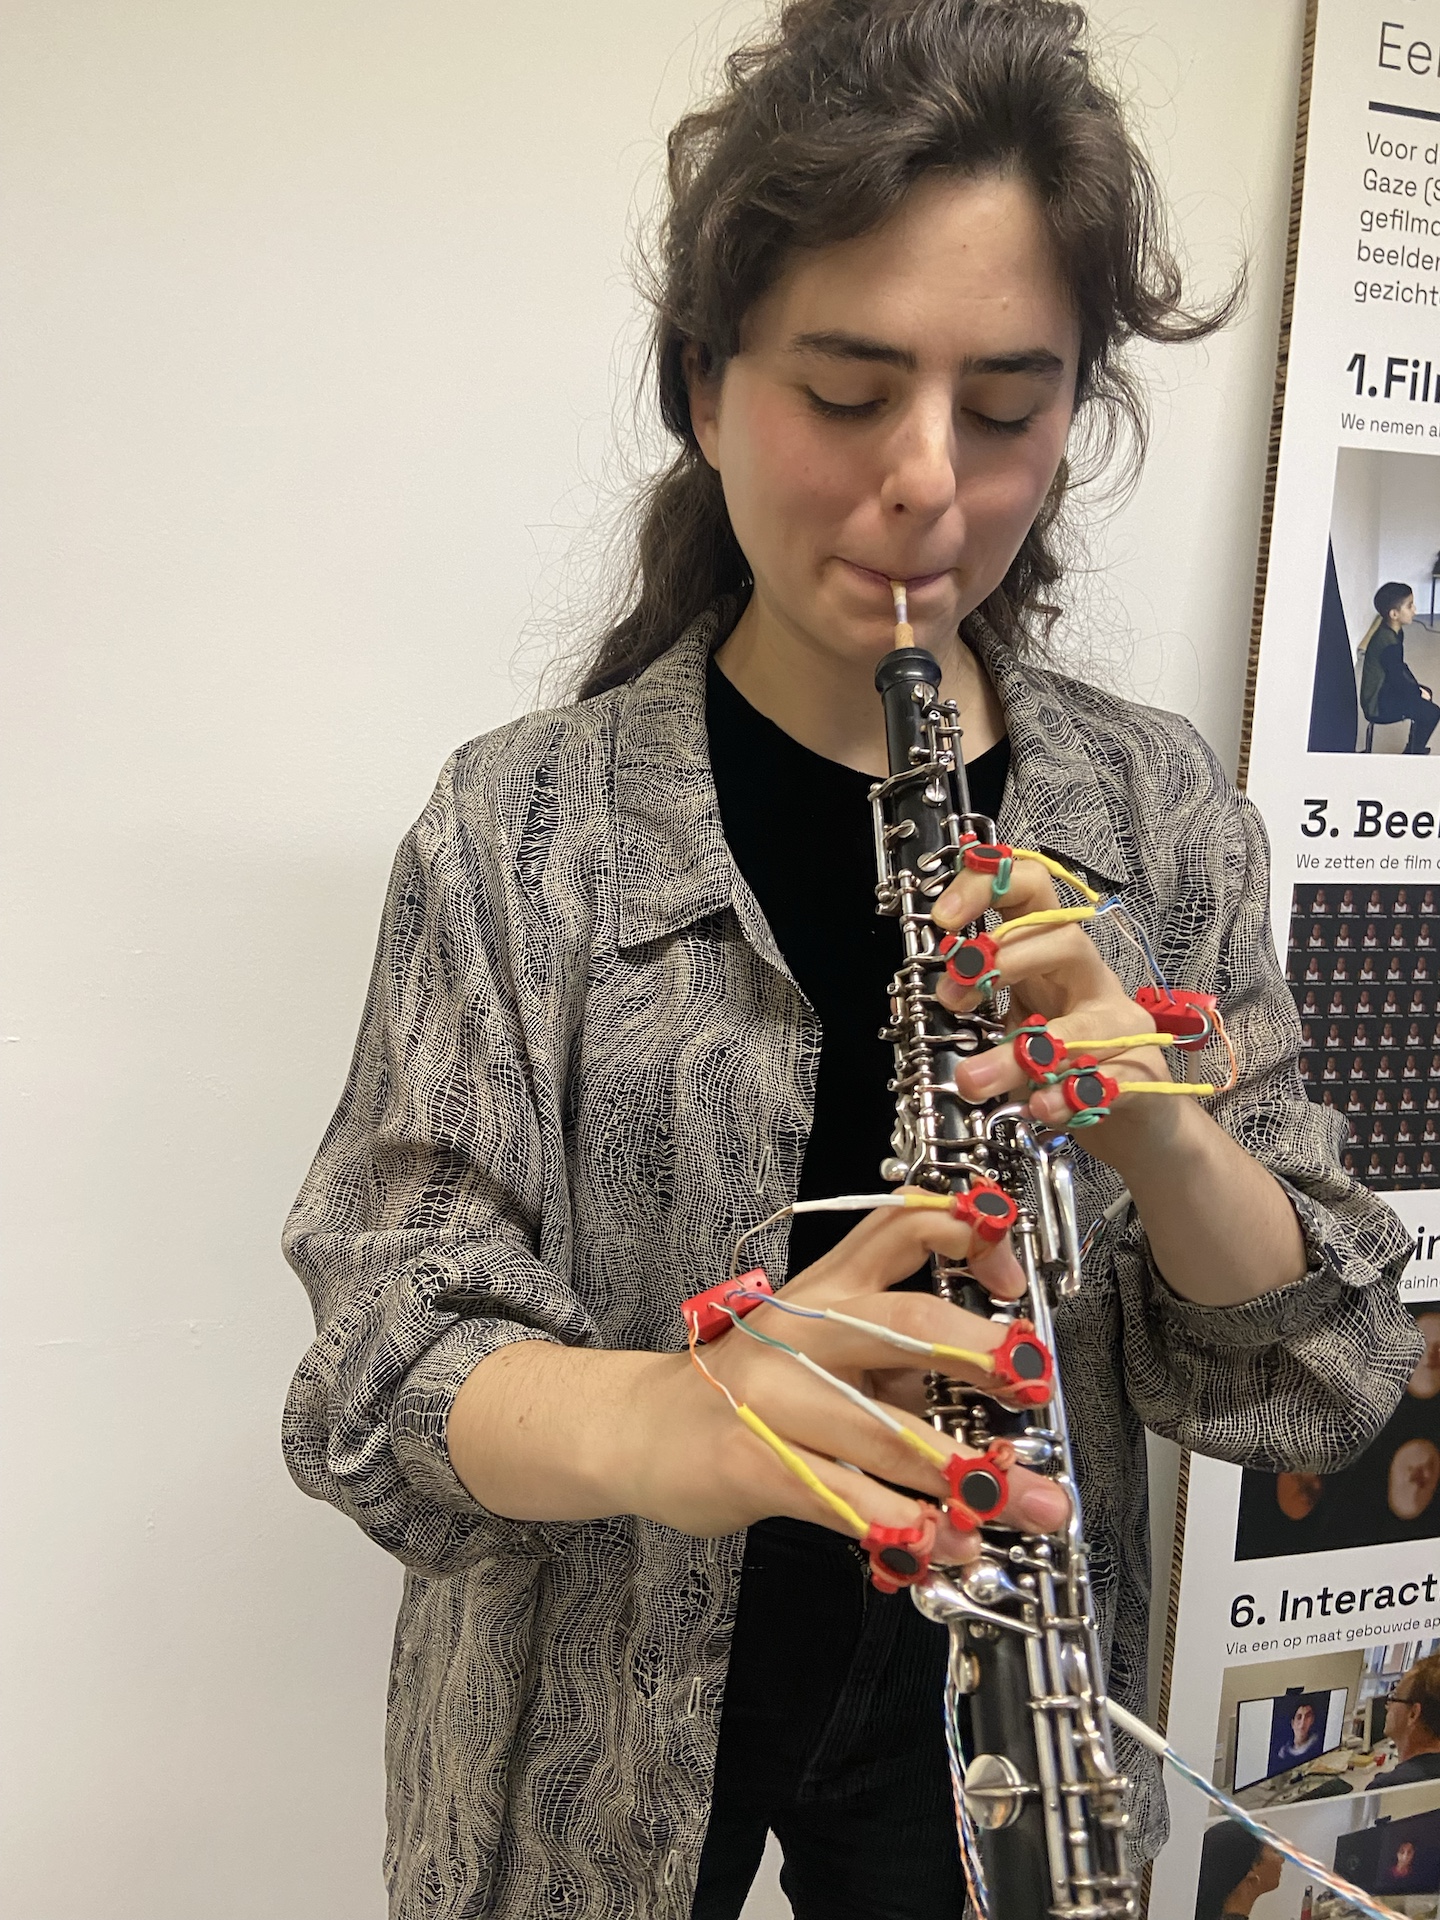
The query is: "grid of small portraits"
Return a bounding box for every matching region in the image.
[1289,882,1440,1191]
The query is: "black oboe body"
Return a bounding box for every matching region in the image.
[870,644,1136,1920]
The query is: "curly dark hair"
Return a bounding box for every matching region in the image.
[574,0,1238,698]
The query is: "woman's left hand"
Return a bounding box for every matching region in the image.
[932,848,1309,1309]
[931,856,1175,1170]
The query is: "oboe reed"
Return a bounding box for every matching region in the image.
[889,578,914,647]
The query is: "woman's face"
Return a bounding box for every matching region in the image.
[1276,1471,1324,1521]
[1254,1844,1284,1894]
[1389,1437,1440,1520]
[1408,1312,1440,1399]
[688,170,1080,667]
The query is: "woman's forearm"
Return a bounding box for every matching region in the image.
[1106,1098,1308,1307]
[447,1341,666,1522]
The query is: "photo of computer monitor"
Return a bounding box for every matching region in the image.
[1233,1686,1349,1791]
[1335,1805,1440,1896]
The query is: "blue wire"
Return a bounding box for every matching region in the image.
[1094,895,1172,993]
[727,1289,828,1324]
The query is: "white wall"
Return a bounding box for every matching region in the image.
[1331,448,1384,659]
[1,4,1306,1917]
[1378,449,1440,611]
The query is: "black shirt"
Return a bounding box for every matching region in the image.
[706,651,1011,1277]
[699,653,1012,1824]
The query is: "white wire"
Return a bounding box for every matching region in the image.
[717,1304,944,1457]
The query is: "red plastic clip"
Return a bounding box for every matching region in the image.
[939,930,1000,992]
[681,1269,774,1344]
[1061,1057,1118,1116]
[989,1320,1054,1407]
[1012,1017,1067,1083]
[960,835,1015,878]
[1135,985,1217,1053]
[951,1179,1019,1244]
[862,1509,939,1594]
[944,1442,1016,1529]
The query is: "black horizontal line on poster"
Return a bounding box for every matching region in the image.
[1370,98,1440,124]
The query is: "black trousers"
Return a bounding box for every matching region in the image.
[1378,685,1440,753]
[691,1517,966,1920]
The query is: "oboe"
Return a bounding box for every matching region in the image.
[684,602,1380,1920]
[870,627,1138,1920]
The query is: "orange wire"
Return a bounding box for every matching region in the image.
[1212,1007,1240,1094]
[687,1315,739,1409]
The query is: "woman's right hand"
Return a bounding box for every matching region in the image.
[623,1203,1072,1561]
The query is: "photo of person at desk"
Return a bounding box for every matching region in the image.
[1375,1654,1440,1790]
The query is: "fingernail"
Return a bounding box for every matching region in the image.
[1017,1484,1069,1532]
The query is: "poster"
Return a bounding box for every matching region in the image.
[1149,5,1440,1915]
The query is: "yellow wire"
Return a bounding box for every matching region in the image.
[896,1426,951,1467]
[734,1403,868,1536]
[815,1303,998,1373]
[1083,1034,1177,1052]
[897,1190,957,1211]
[1009,848,1102,904]
[930,1341,1003,1369]
[1113,1081,1218,1097]
[992,905,1097,944]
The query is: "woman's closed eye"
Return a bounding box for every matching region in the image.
[803,387,885,419]
[966,409,1036,437]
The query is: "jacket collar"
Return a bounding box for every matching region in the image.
[611,606,1132,953]
[612,605,745,953]
[971,624,1134,895]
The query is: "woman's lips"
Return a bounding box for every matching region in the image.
[843,559,951,593]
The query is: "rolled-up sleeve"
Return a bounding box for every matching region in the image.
[1111,752,1420,1470]
[282,752,589,1574]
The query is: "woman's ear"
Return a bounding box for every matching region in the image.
[682,341,723,471]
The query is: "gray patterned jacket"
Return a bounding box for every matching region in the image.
[283,606,1418,1920]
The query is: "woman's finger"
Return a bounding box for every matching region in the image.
[967,1231,1029,1301]
[724,1375,1070,1542]
[936,922,1113,1015]
[783,1199,1019,1303]
[933,851,1060,933]
[757,1285,1051,1411]
[952,1006,1167,1105]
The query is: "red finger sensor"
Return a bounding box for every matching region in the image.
[939,930,999,990]
[990,1320,1054,1407]
[680,1269,773,1344]
[862,1509,939,1594]
[1013,1018,1067,1082]
[960,835,1015,877]
[1135,985,1217,1053]
[951,1179,1019,1244]
[1061,1057,1118,1115]
[944,1441,1016,1529]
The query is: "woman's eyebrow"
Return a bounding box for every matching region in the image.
[786,329,1066,382]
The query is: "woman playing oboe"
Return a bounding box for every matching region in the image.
[283,4,1418,1915]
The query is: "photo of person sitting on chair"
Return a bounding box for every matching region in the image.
[1360,581,1440,756]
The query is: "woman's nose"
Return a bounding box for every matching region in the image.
[879,402,957,521]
